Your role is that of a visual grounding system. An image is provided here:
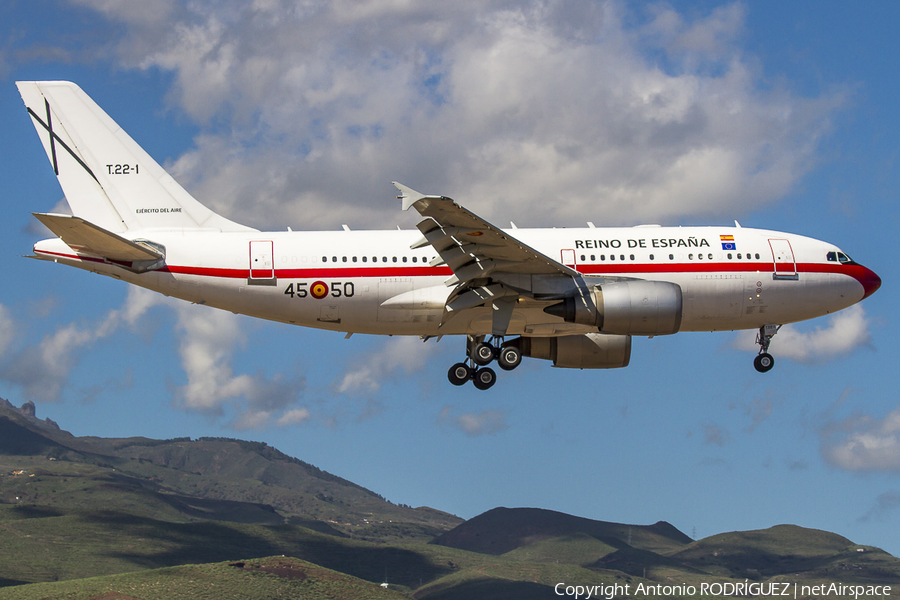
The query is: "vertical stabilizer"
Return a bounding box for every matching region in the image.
[17,81,253,233]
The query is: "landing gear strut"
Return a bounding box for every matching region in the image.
[446,335,523,389]
[753,324,780,373]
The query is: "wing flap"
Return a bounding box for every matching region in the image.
[33,213,162,261]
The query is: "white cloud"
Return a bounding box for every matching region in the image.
[731,305,872,363]
[820,407,900,473]
[0,304,14,357]
[75,1,845,230]
[0,287,307,428]
[334,336,438,395]
[169,302,305,427]
[278,407,312,427]
[438,405,509,436]
[0,287,161,401]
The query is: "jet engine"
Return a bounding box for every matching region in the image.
[544,280,683,336]
[514,333,631,369]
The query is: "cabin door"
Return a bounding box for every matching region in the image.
[768,239,798,280]
[249,240,276,283]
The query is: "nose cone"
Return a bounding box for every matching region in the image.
[857,265,881,300]
[850,264,881,300]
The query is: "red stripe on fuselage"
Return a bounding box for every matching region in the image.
[161,261,864,280]
[36,249,876,295]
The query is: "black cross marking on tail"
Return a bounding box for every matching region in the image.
[26,99,99,184]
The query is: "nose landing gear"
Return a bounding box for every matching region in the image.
[447,335,523,389]
[753,324,780,373]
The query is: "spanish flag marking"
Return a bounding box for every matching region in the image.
[720,234,736,251]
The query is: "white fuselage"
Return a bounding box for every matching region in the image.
[35,224,877,338]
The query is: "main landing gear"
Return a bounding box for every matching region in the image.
[448,335,523,390]
[753,324,781,373]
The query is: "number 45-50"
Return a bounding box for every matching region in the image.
[284,282,355,298]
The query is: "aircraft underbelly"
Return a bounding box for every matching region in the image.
[679,272,862,331]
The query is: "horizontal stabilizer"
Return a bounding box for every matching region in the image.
[33,213,162,261]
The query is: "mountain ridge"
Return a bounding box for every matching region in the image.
[0,399,460,538]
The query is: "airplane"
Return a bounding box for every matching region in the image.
[17,81,881,390]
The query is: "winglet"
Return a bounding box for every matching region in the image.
[393,181,441,211]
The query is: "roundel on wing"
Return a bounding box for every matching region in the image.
[310,281,329,299]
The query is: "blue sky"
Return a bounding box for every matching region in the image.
[1,1,899,556]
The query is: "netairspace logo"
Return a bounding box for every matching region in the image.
[554,581,893,599]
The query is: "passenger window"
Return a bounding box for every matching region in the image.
[689,254,694,260]
[629,254,635,261]
[649,254,655,260]
[727,253,733,260]
[668,254,674,260]
[590,254,596,261]
[755,253,760,259]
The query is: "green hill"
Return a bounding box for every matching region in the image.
[669,525,900,583]
[431,506,691,555]
[0,556,411,600]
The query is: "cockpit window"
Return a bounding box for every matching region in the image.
[827,251,857,265]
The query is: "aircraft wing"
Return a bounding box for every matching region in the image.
[394,182,580,334]
[395,182,578,283]
[33,212,163,262]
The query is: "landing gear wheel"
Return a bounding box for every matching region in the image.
[473,367,497,390]
[448,362,472,386]
[753,353,775,373]
[473,342,495,366]
[497,346,522,371]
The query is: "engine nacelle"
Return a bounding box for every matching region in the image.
[515,333,631,369]
[544,280,683,336]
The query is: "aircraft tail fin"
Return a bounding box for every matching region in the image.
[17,81,253,233]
